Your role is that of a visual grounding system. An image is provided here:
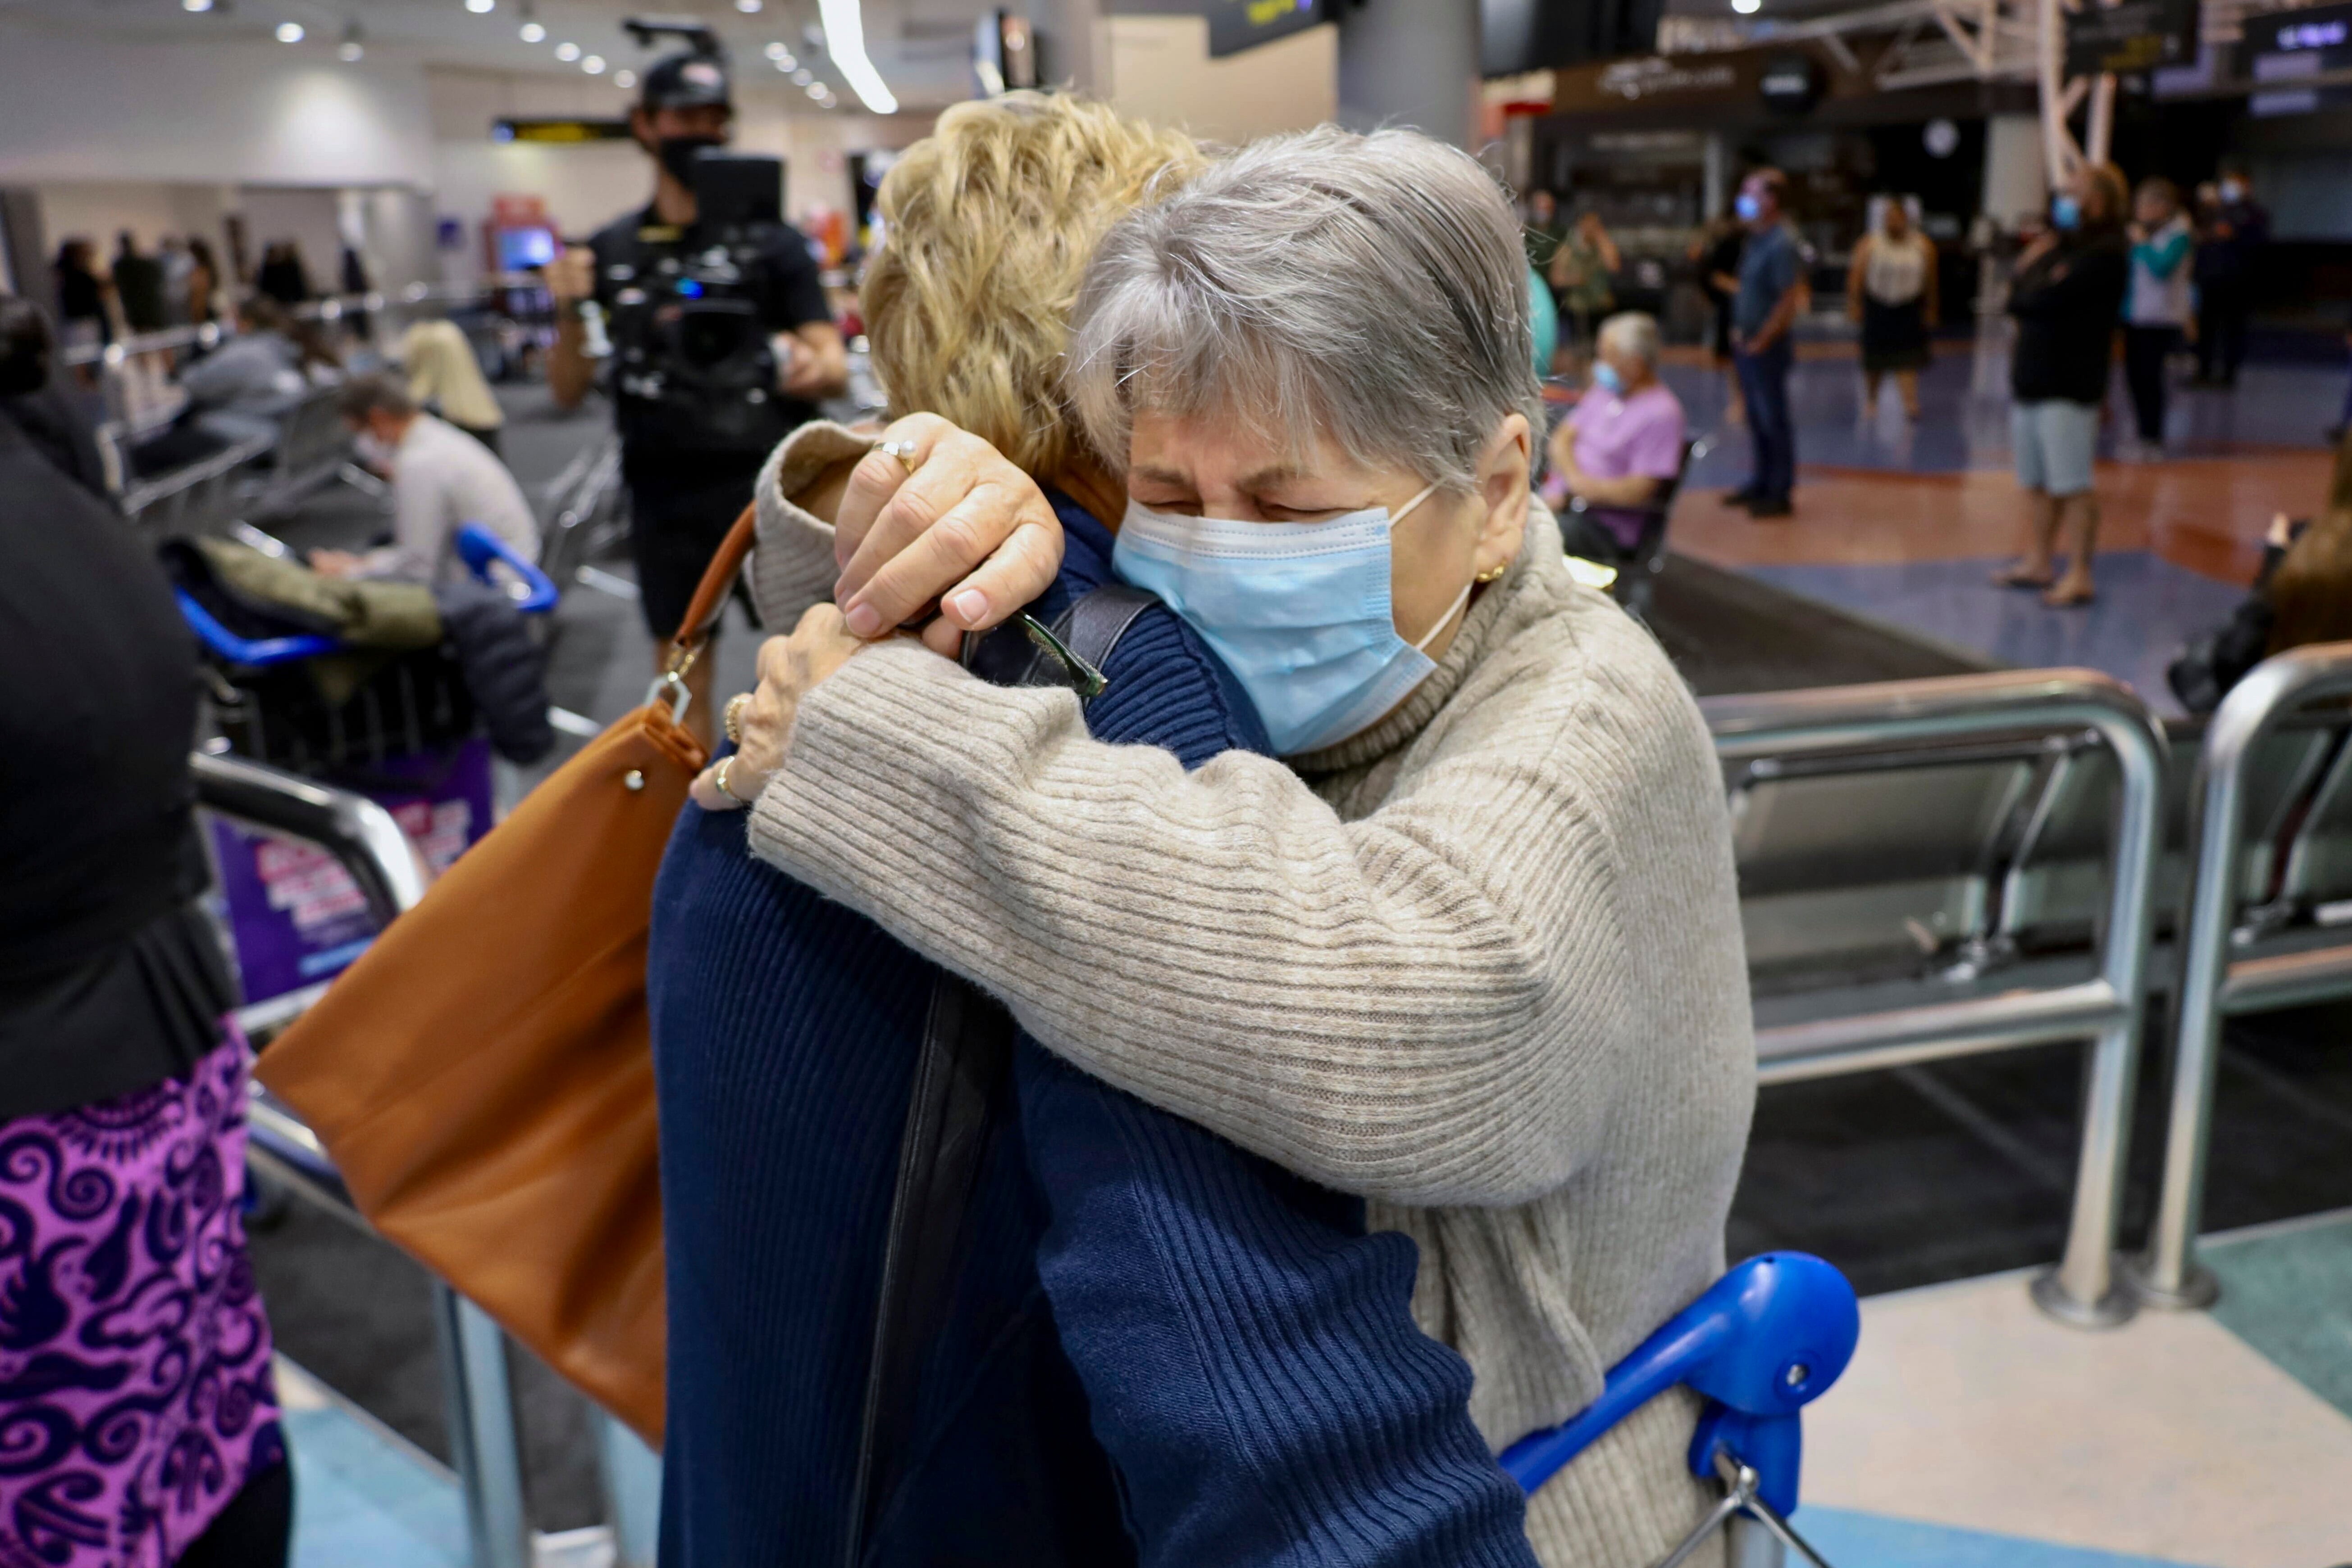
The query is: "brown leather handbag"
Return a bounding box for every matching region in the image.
[256,506,756,1445]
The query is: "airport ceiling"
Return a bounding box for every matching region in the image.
[0,0,1004,108]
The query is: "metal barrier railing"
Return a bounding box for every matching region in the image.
[191,750,537,1568]
[1703,669,2169,1328]
[2130,642,2352,1311]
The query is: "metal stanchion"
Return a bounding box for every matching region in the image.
[1706,669,2168,1327]
[2130,643,2352,1310]
[435,1286,533,1568]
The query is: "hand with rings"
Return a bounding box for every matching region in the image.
[691,605,869,813]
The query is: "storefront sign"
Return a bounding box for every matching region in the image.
[1759,52,1824,114]
[2245,0,2352,56]
[1578,55,1741,106]
[494,118,633,143]
[2063,0,2200,76]
[1206,0,1328,59]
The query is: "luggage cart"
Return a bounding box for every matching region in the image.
[180,524,557,1011]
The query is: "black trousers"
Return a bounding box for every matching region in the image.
[179,1461,293,1568]
[2196,285,2250,384]
[2124,325,2179,443]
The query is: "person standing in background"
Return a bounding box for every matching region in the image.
[52,237,113,358]
[254,240,313,306]
[1727,168,1805,518]
[112,231,168,335]
[544,44,846,748]
[2123,178,2192,448]
[0,292,293,1568]
[1548,210,1620,361]
[1995,163,2131,607]
[186,237,224,328]
[1847,196,1937,422]
[2193,160,2268,387]
[1523,190,1568,302]
[1693,214,1746,425]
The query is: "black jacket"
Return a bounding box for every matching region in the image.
[2009,230,2129,405]
[434,579,555,765]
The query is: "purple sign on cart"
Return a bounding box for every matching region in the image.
[210,738,497,1006]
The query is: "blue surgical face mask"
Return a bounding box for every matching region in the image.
[1734,192,1763,223]
[1592,361,1624,395]
[2051,194,2082,232]
[1112,483,1469,757]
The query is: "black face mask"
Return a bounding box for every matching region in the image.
[655,134,725,187]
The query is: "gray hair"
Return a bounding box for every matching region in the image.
[1596,311,1660,369]
[336,369,416,422]
[1063,125,1542,492]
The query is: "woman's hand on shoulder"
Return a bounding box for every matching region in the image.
[691,606,869,812]
[831,413,1067,658]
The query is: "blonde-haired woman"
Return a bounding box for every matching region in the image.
[652,93,1541,1566]
[394,318,505,454]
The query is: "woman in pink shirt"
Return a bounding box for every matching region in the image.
[1544,312,1687,564]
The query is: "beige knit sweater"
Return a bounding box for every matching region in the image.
[743,429,1757,1566]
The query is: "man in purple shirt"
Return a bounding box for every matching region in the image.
[1545,311,1687,562]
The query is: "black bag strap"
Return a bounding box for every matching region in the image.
[845,582,1161,1565]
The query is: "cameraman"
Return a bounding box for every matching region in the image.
[546,46,846,743]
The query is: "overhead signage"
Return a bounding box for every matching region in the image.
[1592,55,1739,102]
[1206,0,1328,59]
[2245,0,2352,55]
[493,118,633,143]
[2063,0,2200,77]
[1759,51,1824,114]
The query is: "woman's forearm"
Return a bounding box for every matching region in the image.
[745,644,1631,1209]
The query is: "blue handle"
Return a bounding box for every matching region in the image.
[1498,1252,1858,1511]
[454,522,558,613]
[176,588,341,667]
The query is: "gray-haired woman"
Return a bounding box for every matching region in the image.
[697,125,1755,1568]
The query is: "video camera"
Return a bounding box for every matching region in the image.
[597,16,801,451]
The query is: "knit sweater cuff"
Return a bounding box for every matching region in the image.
[749,420,874,628]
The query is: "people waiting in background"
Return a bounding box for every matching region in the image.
[1523,189,1568,292]
[51,237,114,358]
[2123,177,2192,449]
[112,230,168,335]
[255,239,314,306]
[316,371,537,585]
[2170,430,2352,711]
[1995,162,2131,608]
[0,294,109,497]
[1847,195,1937,422]
[1547,209,1619,360]
[1547,310,1687,565]
[2193,160,2268,388]
[178,294,310,445]
[1728,167,1805,519]
[395,319,506,455]
[1692,214,1746,425]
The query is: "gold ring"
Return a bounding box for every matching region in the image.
[723,692,752,745]
[875,438,920,476]
[712,755,741,803]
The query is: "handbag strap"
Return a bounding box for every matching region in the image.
[661,503,760,673]
[844,582,1162,1565]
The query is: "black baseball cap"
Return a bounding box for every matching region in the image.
[641,50,731,112]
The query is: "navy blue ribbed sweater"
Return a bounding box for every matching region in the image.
[647,498,1538,1568]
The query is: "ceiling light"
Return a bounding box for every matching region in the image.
[815,0,896,114]
[764,41,788,59]
[555,40,580,60]
[804,81,825,97]
[1731,0,1761,11]
[614,68,637,88]
[275,20,304,41]
[736,0,763,10]
[181,0,212,12]
[582,54,605,73]
[519,20,545,41]
[339,21,364,58]
[466,0,495,12]
[791,68,812,83]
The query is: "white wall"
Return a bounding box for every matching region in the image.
[0,35,433,188]
[1095,14,1337,146]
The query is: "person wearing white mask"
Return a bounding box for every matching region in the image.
[314,371,538,585]
[700,125,1755,1568]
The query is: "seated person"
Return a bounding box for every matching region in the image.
[396,318,505,455]
[648,95,1540,1567]
[1543,311,1686,564]
[2170,429,2352,711]
[177,294,307,446]
[711,126,1753,1567]
[313,372,537,586]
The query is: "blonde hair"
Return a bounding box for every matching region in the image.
[861,93,1203,481]
[2269,429,2352,656]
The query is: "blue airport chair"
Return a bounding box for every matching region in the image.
[453,520,559,612]
[1500,1252,1859,1568]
